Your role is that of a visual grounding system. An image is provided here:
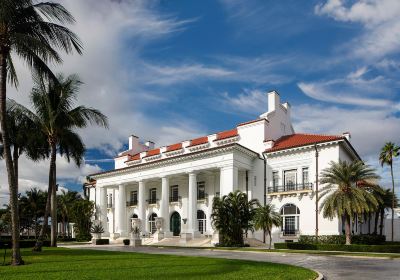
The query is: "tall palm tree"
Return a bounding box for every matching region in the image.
[373,188,398,236]
[319,161,380,245]
[211,190,258,246]
[0,0,82,265]
[58,190,80,238]
[20,73,108,248]
[253,204,281,249]
[379,142,399,242]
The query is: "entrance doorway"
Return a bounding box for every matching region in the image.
[170,212,181,236]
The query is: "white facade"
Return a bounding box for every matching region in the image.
[87,91,361,244]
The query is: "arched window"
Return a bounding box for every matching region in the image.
[131,214,138,219]
[148,213,157,234]
[197,210,206,234]
[280,204,300,236]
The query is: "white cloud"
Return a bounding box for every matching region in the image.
[219,89,267,114]
[315,0,400,60]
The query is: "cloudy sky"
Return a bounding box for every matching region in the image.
[1,0,400,205]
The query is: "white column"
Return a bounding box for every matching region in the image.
[116,184,127,236]
[188,172,199,236]
[220,166,239,196]
[138,180,146,233]
[99,186,109,235]
[248,170,254,200]
[160,176,170,235]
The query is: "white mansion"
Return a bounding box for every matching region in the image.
[86,91,361,244]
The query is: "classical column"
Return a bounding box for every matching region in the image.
[160,176,170,235]
[116,184,127,236]
[99,186,109,235]
[220,166,239,196]
[188,172,199,236]
[138,180,146,233]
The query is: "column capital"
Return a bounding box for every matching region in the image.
[186,170,198,176]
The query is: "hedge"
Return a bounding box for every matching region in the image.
[274,242,400,253]
[298,234,386,245]
[95,239,109,245]
[0,240,51,249]
[123,239,130,245]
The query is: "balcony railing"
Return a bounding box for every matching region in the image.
[197,193,208,201]
[126,200,138,207]
[146,198,159,205]
[267,183,313,193]
[169,196,181,203]
[107,203,113,209]
[281,229,300,237]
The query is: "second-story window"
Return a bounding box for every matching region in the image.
[149,188,157,204]
[302,168,309,187]
[272,172,279,191]
[170,185,179,202]
[197,181,206,200]
[130,191,137,204]
[108,193,113,207]
[284,170,297,191]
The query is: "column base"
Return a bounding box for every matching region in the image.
[153,231,164,241]
[129,238,142,247]
[110,232,120,240]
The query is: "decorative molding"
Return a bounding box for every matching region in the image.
[164,148,184,157]
[187,142,210,152]
[214,136,239,146]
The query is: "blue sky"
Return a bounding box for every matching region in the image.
[1,0,400,203]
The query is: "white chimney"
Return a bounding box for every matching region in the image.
[268,90,280,113]
[145,141,155,150]
[128,135,139,150]
[342,132,351,141]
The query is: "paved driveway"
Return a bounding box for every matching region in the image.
[63,245,400,280]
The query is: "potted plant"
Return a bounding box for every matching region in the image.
[90,224,105,240]
[130,226,141,247]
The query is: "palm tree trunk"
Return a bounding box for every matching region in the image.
[0,47,23,265]
[345,214,351,245]
[380,208,385,236]
[374,211,379,234]
[368,212,371,234]
[268,229,272,250]
[50,141,57,247]
[33,149,54,251]
[390,164,395,242]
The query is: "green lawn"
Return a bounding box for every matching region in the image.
[1,248,317,280]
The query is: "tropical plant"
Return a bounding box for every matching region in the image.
[90,224,105,234]
[211,190,258,246]
[379,142,399,241]
[319,160,380,245]
[70,199,94,242]
[19,188,47,238]
[253,204,281,249]
[58,190,80,238]
[0,0,82,265]
[18,73,108,249]
[373,188,398,236]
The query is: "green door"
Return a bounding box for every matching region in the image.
[170,212,181,236]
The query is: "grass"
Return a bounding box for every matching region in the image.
[0,248,317,280]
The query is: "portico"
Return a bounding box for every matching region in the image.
[93,144,259,241]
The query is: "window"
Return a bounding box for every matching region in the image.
[149,188,157,204]
[280,204,300,236]
[284,170,297,191]
[148,213,157,234]
[197,181,206,200]
[272,172,279,192]
[197,210,206,234]
[130,191,138,204]
[302,168,309,188]
[170,185,179,202]
[107,193,113,208]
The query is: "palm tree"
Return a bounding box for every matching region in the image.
[373,188,398,236]
[379,142,399,241]
[19,188,47,238]
[253,204,281,249]
[58,190,80,238]
[20,73,108,248]
[319,161,380,245]
[0,1,82,265]
[211,190,258,246]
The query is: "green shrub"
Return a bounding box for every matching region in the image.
[76,233,92,242]
[95,239,109,245]
[298,234,386,245]
[123,239,130,245]
[274,242,400,253]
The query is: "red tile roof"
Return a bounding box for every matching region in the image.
[265,133,343,152]
[145,148,160,157]
[166,143,182,152]
[188,136,209,147]
[129,153,141,161]
[215,129,238,140]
